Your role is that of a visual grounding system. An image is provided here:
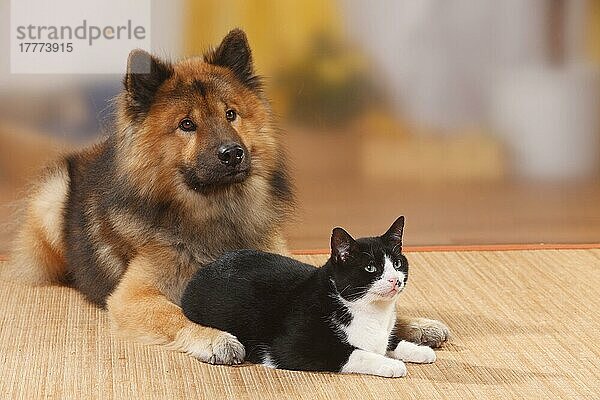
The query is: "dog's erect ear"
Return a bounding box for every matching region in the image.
[123,49,173,118]
[331,227,359,264]
[205,29,261,90]
[382,216,405,247]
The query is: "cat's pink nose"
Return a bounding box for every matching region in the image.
[387,278,398,287]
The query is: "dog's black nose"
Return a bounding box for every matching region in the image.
[218,143,245,166]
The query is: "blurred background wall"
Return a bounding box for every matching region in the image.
[1,0,599,251]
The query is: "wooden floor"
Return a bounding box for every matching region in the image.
[283,130,600,249]
[286,178,600,249]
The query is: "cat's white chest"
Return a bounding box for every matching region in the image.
[341,301,396,354]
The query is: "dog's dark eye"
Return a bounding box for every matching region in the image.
[179,118,196,132]
[225,109,237,122]
[365,264,376,273]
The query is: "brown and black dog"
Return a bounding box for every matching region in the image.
[4,29,448,364]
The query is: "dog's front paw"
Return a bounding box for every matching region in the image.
[389,340,436,363]
[207,332,246,365]
[396,317,450,348]
[177,326,246,365]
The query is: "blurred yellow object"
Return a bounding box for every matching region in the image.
[588,0,600,64]
[315,52,368,85]
[184,0,342,78]
[360,129,506,182]
[275,34,377,126]
[352,109,411,140]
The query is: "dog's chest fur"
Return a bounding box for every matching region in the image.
[113,183,280,299]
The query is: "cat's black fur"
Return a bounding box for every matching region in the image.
[182,217,408,372]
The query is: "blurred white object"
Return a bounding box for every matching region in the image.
[491,65,600,180]
[341,0,549,132]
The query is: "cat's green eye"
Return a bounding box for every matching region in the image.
[365,264,376,273]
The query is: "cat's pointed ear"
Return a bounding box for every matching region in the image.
[204,29,261,90]
[382,216,405,247]
[331,227,358,264]
[123,49,173,118]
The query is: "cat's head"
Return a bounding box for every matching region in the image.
[329,216,408,303]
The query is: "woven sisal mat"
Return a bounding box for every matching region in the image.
[1,250,599,399]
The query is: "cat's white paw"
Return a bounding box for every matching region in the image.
[341,349,407,378]
[375,358,408,378]
[389,340,436,364]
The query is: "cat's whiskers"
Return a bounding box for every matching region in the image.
[330,279,371,299]
[343,286,372,300]
[344,285,370,296]
[338,284,352,296]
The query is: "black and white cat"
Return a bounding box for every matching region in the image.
[182,217,435,377]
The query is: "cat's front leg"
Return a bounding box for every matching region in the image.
[387,340,436,364]
[341,349,407,378]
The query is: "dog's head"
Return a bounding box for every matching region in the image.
[116,29,284,199]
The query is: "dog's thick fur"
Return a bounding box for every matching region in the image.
[3,29,448,364]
